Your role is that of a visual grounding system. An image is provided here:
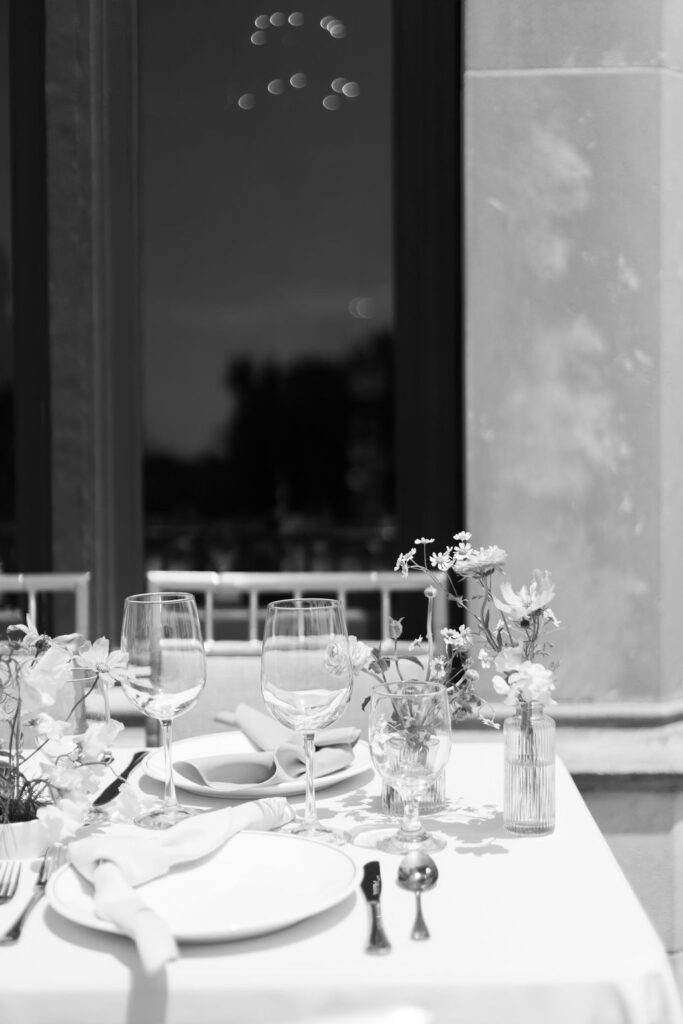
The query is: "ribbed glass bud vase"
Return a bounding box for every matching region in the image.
[504,701,555,835]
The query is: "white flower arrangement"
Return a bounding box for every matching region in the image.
[0,616,138,839]
[351,532,559,725]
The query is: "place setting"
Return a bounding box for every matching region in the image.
[34,585,462,973]
[38,592,373,971]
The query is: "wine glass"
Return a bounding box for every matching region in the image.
[364,681,451,854]
[120,591,206,829]
[261,597,353,845]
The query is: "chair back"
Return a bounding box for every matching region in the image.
[145,569,448,652]
[0,572,90,637]
[145,569,444,744]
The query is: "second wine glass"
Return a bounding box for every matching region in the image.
[120,591,206,829]
[261,597,353,845]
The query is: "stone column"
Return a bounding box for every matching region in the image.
[465,0,683,704]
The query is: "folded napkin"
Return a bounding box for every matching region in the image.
[174,742,352,794]
[68,797,294,973]
[176,702,361,794]
[214,702,361,750]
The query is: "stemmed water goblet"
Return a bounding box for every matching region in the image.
[362,680,452,854]
[119,591,206,829]
[260,597,353,845]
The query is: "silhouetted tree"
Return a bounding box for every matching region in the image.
[143,328,397,571]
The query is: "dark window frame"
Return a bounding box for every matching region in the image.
[7,0,463,630]
[393,0,464,549]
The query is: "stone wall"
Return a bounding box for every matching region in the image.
[464,0,683,991]
[464,0,683,704]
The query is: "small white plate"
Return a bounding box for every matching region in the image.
[47,830,360,943]
[142,731,372,800]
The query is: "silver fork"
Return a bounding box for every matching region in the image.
[0,861,21,903]
[0,844,66,944]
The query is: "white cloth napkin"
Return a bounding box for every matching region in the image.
[68,797,294,973]
[214,702,361,750]
[178,703,361,794]
[174,742,353,794]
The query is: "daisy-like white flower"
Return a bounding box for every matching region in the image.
[429,548,454,571]
[73,637,133,688]
[414,537,435,545]
[453,531,472,542]
[429,656,447,681]
[494,569,555,622]
[394,549,416,577]
[441,625,473,654]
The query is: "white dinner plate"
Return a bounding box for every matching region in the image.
[47,830,360,943]
[141,731,372,800]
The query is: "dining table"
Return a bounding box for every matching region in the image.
[0,735,681,1024]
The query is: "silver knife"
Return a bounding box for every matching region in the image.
[361,860,392,954]
[93,750,147,807]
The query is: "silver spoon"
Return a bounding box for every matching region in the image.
[397,851,439,941]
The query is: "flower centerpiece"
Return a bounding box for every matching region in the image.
[350,532,560,827]
[387,532,559,714]
[0,617,133,845]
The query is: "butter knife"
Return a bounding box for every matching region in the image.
[93,750,147,807]
[361,860,391,954]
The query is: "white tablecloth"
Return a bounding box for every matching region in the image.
[1,741,680,1024]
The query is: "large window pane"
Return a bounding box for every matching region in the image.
[139,0,394,572]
